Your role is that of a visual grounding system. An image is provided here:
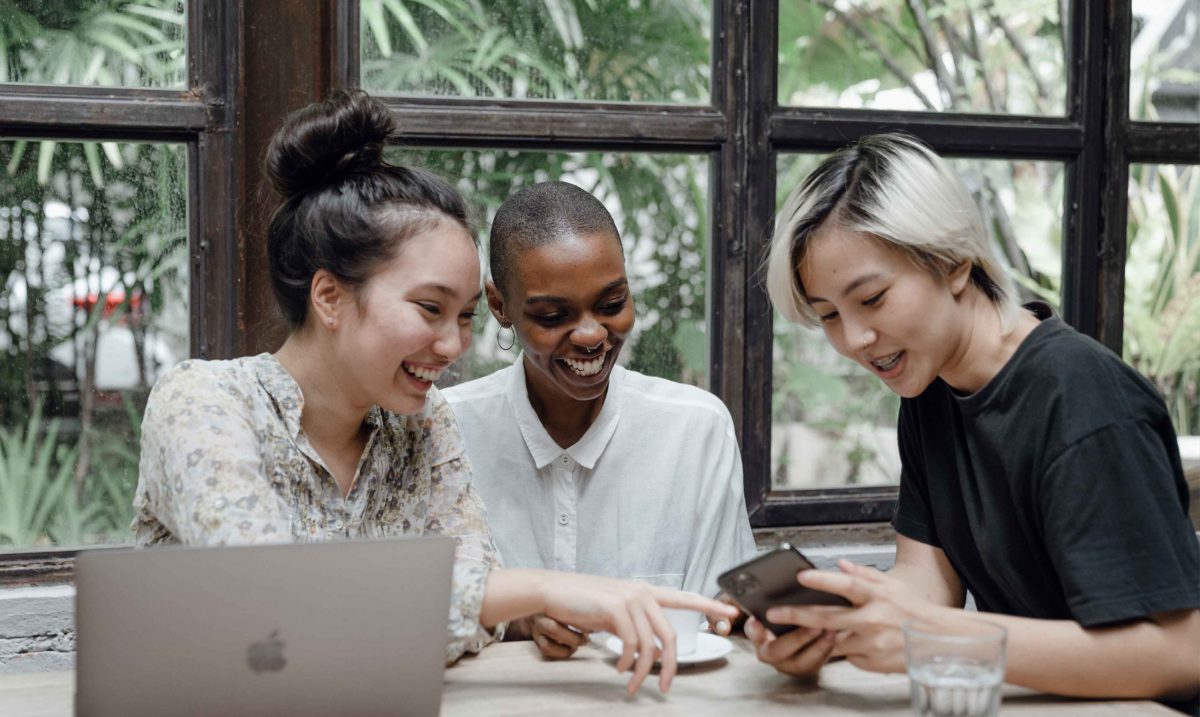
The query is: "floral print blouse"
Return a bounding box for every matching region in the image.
[132,353,502,663]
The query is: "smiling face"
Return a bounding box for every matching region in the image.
[799,224,971,398]
[332,220,481,414]
[493,230,635,404]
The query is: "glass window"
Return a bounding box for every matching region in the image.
[387,148,710,389]
[1,1,186,88]
[1124,163,1199,437]
[0,139,187,549]
[779,1,1065,115]
[771,152,1064,491]
[360,0,711,103]
[1130,1,1200,121]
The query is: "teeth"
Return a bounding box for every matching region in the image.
[871,353,902,372]
[403,364,443,382]
[563,354,605,377]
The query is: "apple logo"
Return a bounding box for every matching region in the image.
[246,630,287,673]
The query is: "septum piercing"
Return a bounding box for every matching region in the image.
[582,340,604,353]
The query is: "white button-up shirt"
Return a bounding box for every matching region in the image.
[444,359,757,596]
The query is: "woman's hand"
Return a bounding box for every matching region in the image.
[758,559,939,675]
[529,613,590,660]
[537,572,739,695]
[744,616,837,678]
[705,593,741,636]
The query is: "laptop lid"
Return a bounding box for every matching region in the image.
[75,537,455,717]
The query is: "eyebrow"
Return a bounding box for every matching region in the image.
[524,277,628,305]
[807,273,883,304]
[417,284,481,304]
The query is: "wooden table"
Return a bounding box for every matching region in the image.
[0,638,1175,715]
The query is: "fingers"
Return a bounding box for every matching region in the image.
[765,604,854,632]
[531,615,586,659]
[534,615,588,649]
[759,626,824,665]
[796,569,876,606]
[708,615,732,636]
[745,616,783,648]
[770,630,837,676]
[639,596,678,693]
[532,630,576,660]
[837,559,886,583]
[707,595,738,635]
[625,599,660,695]
[653,590,739,621]
[610,608,639,676]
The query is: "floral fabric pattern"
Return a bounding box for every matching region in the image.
[133,353,501,663]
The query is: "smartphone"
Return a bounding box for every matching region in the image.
[716,544,851,636]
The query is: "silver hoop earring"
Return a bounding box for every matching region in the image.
[496,325,516,351]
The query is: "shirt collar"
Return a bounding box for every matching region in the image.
[252,352,383,439]
[509,355,624,470]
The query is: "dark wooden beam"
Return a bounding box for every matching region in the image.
[1093,0,1133,352]
[380,97,726,149]
[770,109,1085,159]
[189,0,242,360]
[1127,122,1200,164]
[757,489,899,527]
[0,88,206,139]
[237,0,340,356]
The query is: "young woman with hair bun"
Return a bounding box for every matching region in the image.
[132,89,734,695]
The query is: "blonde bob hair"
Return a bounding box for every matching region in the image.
[765,133,1020,334]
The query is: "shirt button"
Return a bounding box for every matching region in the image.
[213,498,226,509]
[558,513,569,526]
[559,455,570,466]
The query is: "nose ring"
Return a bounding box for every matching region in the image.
[584,340,604,353]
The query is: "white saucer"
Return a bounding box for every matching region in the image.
[603,632,733,665]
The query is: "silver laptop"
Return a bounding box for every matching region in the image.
[75,537,455,717]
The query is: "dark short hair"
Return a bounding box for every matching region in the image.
[488,181,621,295]
[264,89,473,328]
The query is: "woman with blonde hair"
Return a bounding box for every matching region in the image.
[757,133,1199,713]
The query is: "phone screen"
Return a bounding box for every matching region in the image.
[716,544,850,636]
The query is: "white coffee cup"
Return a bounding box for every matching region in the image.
[663,607,701,656]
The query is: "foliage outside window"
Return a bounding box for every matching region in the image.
[1124,164,1200,436]
[0,0,187,550]
[360,0,711,103]
[0,0,185,87]
[778,0,1066,115]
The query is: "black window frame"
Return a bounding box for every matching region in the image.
[1,0,1195,580]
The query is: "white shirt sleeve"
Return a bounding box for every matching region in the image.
[680,415,758,597]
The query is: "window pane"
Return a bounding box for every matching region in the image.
[779,1,1065,115]
[360,0,711,103]
[389,149,709,388]
[771,153,1063,491]
[0,139,188,549]
[1125,164,1200,437]
[1130,2,1200,121]
[2,1,186,88]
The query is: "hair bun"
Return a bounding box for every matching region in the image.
[265,89,397,200]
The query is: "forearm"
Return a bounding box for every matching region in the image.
[479,568,552,628]
[932,606,1200,700]
[886,562,963,608]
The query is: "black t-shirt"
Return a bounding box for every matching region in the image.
[892,304,1199,711]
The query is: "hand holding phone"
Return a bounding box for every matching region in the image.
[716,544,851,636]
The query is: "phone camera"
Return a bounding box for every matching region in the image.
[729,572,759,597]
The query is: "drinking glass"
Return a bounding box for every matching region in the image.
[903,618,1007,717]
